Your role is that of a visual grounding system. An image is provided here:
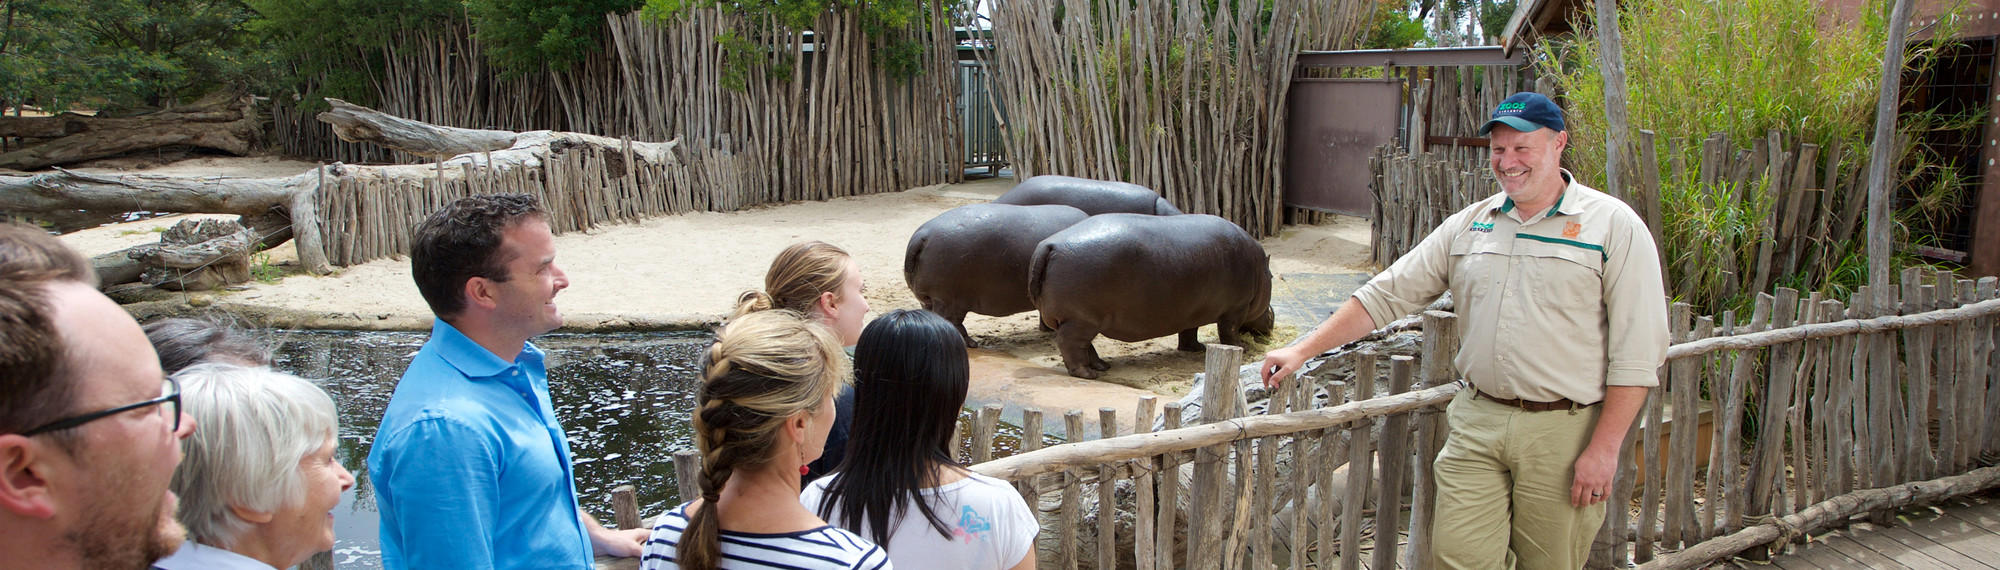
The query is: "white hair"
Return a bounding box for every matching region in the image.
[169,362,340,547]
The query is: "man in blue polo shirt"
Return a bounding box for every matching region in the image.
[368,193,648,569]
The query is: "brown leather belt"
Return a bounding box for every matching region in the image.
[1473,388,1596,412]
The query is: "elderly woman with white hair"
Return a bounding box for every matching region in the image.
[152,362,355,570]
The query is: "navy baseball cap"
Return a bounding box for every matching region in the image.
[1479,92,1565,135]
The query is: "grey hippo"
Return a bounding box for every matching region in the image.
[904,203,1091,347]
[1029,213,1274,378]
[994,175,1185,216]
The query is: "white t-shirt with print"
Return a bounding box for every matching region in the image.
[801,472,1038,570]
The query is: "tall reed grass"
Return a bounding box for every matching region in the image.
[1541,0,1967,313]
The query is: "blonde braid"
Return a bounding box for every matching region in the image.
[677,310,849,569]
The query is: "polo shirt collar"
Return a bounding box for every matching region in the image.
[429,318,545,380]
[1494,169,1582,218]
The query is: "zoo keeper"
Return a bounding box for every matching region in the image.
[1260,91,1670,569]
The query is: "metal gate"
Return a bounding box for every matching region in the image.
[1284,78,1403,216]
[959,61,1008,172]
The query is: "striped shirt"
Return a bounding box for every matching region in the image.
[640,502,893,570]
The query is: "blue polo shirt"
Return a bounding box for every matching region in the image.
[368,319,593,569]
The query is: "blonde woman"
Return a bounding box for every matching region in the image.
[734,241,869,480]
[640,311,890,570]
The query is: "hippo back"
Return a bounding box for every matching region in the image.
[997,175,1185,216]
[1028,214,1270,341]
[905,203,1090,317]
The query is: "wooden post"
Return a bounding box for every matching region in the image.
[974,403,1003,463]
[673,450,701,506]
[1158,402,1183,570]
[1098,407,1118,570]
[1060,410,1084,570]
[1421,311,1459,388]
[1593,0,1634,199]
[1372,356,1416,570]
[1018,408,1045,498]
[611,485,642,530]
[1134,396,1159,570]
[1191,344,1243,569]
[1341,353,1379,570]
[1864,0,1916,295]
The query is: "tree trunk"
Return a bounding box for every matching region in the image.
[316,98,519,160]
[0,91,262,171]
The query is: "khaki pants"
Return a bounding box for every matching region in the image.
[1432,388,1606,569]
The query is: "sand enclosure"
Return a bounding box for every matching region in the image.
[60,157,1376,429]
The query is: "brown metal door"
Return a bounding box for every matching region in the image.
[1285,78,1403,216]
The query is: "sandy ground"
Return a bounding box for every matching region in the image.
[59,156,1377,433]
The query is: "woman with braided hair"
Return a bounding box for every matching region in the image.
[639,310,890,570]
[801,310,1038,570]
[732,240,870,481]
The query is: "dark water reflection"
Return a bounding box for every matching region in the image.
[270,330,710,569]
[266,329,1042,569]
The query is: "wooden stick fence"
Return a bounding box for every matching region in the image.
[955,279,1997,568]
[633,279,1999,568]
[275,7,965,241]
[980,0,1373,239]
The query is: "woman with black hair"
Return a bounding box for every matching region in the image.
[801,310,1038,570]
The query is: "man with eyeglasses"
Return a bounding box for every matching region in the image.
[0,222,198,569]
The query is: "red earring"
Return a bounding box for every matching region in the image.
[800,464,811,476]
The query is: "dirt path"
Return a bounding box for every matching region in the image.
[60,157,1377,433]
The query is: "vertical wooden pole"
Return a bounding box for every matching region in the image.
[673,450,701,507]
[1134,396,1159,570]
[1060,410,1083,570]
[1097,407,1118,570]
[1593,0,1633,199]
[1864,0,1916,295]
[1372,356,1416,570]
[611,485,642,530]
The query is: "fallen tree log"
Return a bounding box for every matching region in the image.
[0,92,262,170]
[1,98,683,280]
[315,98,518,159]
[133,218,256,291]
[1636,464,2000,569]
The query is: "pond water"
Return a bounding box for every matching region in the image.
[266,329,1044,568]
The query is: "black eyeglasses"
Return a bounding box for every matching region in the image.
[19,377,182,437]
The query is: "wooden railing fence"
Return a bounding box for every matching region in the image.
[634,277,2000,568]
[895,277,1991,569]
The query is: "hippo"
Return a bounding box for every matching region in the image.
[994,175,1185,216]
[905,203,1091,347]
[1028,214,1274,379]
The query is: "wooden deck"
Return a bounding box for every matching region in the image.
[1740,489,2000,569]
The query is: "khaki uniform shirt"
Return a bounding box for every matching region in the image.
[1351,171,1669,404]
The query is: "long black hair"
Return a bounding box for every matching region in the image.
[814,309,970,546]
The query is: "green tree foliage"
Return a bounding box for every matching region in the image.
[1543,0,1967,312]
[244,0,459,109]
[464,0,643,77]
[644,0,936,91]
[1,0,261,113]
[1364,1,1426,49]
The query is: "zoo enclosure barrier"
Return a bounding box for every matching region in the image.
[623,276,2000,569]
[645,276,2000,569]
